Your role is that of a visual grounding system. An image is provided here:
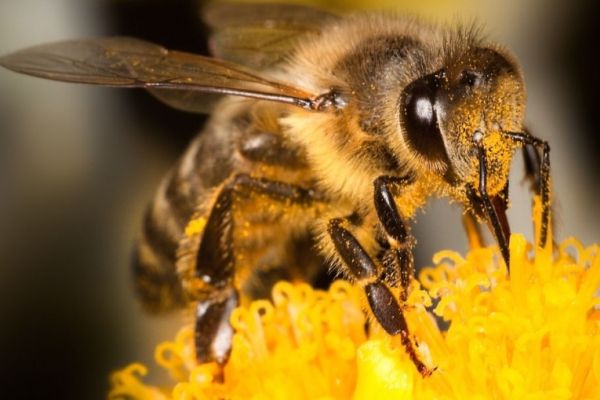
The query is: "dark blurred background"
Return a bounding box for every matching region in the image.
[0,0,598,398]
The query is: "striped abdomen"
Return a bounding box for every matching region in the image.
[132,107,241,313]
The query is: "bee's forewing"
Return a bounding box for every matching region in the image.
[203,3,338,69]
[0,37,316,113]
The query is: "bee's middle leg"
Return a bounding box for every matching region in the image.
[193,173,316,366]
[372,176,415,301]
[328,175,431,376]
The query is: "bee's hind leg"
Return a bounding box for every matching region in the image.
[192,174,238,367]
[193,173,317,367]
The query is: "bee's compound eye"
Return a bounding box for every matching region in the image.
[412,96,434,126]
[401,74,448,163]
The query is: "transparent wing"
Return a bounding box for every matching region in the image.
[0,37,317,113]
[203,3,338,69]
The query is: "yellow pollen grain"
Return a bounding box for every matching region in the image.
[184,217,207,237]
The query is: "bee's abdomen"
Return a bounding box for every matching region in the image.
[132,239,185,313]
[132,115,239,312]
[132,171,193,312]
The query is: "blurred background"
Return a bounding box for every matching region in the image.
[0,0,598,398]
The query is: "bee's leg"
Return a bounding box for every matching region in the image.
[372,175,433,376]
[194,173,316,366]
[373,176,414,301]
[521,138,552,246]
[522,143,542,192]
[328,214,432,376]
[193,176,237,366]
[504,131,551,247]
[194,291,239,366]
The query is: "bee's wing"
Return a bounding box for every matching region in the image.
[203,3,338,69]
[0,37,317,113]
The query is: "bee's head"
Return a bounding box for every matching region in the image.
[399,47,525,195]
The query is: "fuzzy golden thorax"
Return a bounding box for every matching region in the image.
[282,15,526,209]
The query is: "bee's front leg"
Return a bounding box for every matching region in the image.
[504,130,551,248]
[519,132,552,247]
[193,173,316,367]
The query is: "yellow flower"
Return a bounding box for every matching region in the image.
[109,202,599,399]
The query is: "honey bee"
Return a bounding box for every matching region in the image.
[0,3,550,377]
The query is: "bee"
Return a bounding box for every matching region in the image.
[0,3,550,377]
